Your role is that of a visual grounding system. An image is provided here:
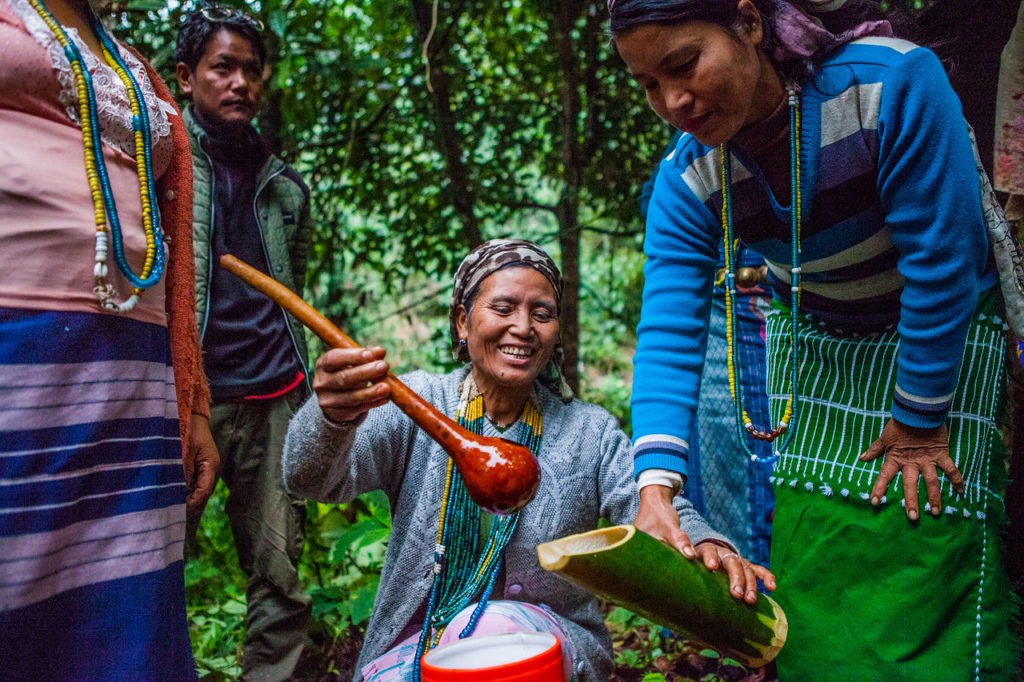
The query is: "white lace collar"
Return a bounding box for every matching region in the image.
[10,0,172,158]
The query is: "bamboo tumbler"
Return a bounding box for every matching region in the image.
[537,525,787,667]
[220,254,542,515]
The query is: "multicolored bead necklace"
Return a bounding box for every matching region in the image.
[720,87,802,463]
[27,0,164,314]
[412,376,543,679]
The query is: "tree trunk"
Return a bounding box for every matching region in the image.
[557,199,581,392]
[409,0,483,249]
[551,1,585,393]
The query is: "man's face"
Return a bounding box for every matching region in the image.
[176,28,263,128]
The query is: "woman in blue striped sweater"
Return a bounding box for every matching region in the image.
[610,0,1019,678]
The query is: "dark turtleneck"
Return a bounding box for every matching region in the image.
[731,92,792,205]
[195,109,301,401]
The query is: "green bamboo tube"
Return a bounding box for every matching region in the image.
[536,525,786,667]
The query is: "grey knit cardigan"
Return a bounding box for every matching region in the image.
[282,368,730,680]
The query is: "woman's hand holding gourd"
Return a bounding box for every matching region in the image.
[859,419,964,520]
[313,346,392,424]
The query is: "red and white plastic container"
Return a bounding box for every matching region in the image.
[420,632,565,682]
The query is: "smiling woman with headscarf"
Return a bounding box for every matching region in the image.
[282,238,771,681]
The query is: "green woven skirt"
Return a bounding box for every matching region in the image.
[765,291,1019,680]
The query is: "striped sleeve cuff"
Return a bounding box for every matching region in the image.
[890,385,952,428]
[633,434,689,479]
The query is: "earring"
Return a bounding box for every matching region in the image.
[458,338,467,350]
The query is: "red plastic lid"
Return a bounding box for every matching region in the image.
[420,632,564,681]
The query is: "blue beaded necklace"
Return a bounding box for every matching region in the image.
[27,0,165,314]
[412,376,543,679]
[720,88,803,464]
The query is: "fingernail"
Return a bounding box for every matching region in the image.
[931,506,941,516]
[375,361,387,371]
[377,384,387,394]
[733,586,742,595]
[682,546,695,558]
[908,509,918,521]
[871,496,879,506]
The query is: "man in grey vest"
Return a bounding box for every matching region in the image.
[176,7,313,679]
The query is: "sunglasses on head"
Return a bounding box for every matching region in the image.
[199,6,265,31]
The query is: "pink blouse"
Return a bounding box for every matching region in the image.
[0,0,175,325]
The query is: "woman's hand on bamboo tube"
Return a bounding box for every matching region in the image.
[695,542,776,605]
[313,346,392,424]
[859,419,964,521]
[635,485,772,602]
[635,484,699,558]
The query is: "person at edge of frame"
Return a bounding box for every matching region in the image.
[175,5,314,680]
[610,0,1020,678]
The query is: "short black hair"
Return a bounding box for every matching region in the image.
[175,4,267,73]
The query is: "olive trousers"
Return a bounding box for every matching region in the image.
[210,387,311,681]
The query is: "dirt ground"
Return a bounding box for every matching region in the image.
[300,626,775,682]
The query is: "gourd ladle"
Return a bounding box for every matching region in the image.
[220,254,542,515]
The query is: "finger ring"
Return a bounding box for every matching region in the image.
[720,552,740,562]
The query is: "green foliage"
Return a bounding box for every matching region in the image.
[577,231,646,427]
[185,481,245,679]
[603,606,763,681]
[110,0,661,401]
[186,485,392,677]
[607,607,666,669]
[879,0,930,9]
[303,492,391,635]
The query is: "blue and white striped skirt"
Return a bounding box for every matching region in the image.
[0,307,196,680]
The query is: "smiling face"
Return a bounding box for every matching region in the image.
[176,28,263,129]
[614,2,783,146]
[456,266,560,401]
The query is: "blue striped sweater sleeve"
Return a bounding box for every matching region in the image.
[875,45,990,427]
[630,140,721,478]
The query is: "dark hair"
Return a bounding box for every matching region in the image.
[609,0,758,35]
[609,0,888,83]
[175,5,266,73]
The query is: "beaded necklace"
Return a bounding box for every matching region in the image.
[27,0,164,314]
[412,376,543,678]
[720,87,802,463]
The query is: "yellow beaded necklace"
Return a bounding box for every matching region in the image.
[414,377,542,670]
[28,0,164,314]
[720,88,802,461]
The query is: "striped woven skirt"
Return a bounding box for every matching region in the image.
[688,282,774,567]
[765,291,1019,680]
[0,307,195,680]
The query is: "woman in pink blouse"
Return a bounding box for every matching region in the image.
[0,0,216,677]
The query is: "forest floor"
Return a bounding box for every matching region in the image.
[301,605,775,682]
[315,634,772,681]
